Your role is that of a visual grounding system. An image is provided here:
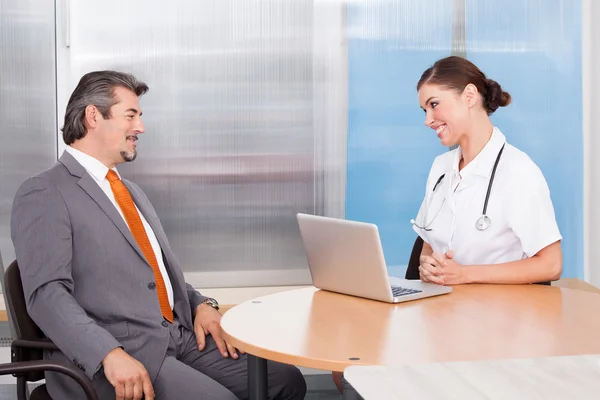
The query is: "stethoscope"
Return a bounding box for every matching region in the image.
[411,143,505,232]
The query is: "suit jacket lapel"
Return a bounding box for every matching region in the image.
[60,152,146,262]
[78,175,147,260]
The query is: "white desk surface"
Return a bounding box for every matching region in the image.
[344,354,600,399]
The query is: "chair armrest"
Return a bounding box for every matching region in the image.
[11,339,58,351]
[11,339,59,368]
[0,360,98,400]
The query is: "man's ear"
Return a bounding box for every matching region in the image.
[462,83,479,108]
[84,105,100,129]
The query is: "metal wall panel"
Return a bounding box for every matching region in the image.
[55,0,347,287]
[0,0,57,265]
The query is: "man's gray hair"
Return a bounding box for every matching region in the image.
[61,71,149,145]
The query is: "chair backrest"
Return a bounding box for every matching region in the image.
[4,260,46,381]
[405,236,423,280]
[0,251,17,340]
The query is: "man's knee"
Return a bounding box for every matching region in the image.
[154,355,240,400]
[269,362,307,400]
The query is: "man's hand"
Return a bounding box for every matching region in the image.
[420,250,466,285]
[194,303,243,359]
[102,348,154,400]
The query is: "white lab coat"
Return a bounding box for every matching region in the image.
[412,127,562,266]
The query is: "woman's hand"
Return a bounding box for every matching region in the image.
[420,250,466,285]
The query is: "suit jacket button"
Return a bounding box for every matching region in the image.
[148,282,156,290]
[161,321,168,327]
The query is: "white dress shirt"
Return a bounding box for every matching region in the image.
[412,127,562,266]
[66,146,174,308]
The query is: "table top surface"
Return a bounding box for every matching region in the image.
[221,284,600,372]
[344,354,600,399]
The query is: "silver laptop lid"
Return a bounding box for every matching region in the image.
[296,213,395,302]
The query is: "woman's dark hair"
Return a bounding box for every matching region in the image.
[417,56,511,115]
[61,70,149,145]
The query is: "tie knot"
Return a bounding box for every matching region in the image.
[106,170,120,182]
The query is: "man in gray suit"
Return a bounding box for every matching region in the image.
[10,71,307,400]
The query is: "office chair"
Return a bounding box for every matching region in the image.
[3,260,98,400]
[405,236,424,280]
[404,236,551,286]
[0,251,16,340]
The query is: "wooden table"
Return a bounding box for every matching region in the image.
[221,284,600,399]
[344,354,600,399]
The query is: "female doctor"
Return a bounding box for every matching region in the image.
[412,56,563,285]
[334,56,564,398]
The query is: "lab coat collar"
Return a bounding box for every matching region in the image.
[451,127,507,179]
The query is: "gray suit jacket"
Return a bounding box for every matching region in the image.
[10,151,209,398]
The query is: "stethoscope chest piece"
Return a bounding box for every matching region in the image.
[475,215,491,231]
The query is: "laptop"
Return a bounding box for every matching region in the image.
[296,213,452,303]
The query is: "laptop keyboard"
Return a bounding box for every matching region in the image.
[391,286,422,297]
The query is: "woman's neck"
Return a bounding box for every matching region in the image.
[458,119,494,171]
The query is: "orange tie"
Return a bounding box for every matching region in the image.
[106,170,174,323]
